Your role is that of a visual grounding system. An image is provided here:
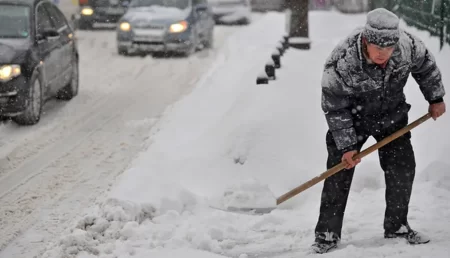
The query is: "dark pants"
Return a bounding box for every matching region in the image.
[314,118,416,240]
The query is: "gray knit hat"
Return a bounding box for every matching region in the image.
[363,8,400,47]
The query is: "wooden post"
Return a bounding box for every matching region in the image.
[285,0,311,49]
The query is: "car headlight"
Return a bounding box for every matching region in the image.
[119,22,131,31]
[169,21,188,33]
[0,65,21,82]
[81,7,94,16]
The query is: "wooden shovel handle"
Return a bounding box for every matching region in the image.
[276,113,432,205]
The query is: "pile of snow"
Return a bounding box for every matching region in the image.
[46,10,450,258]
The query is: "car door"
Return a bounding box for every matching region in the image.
[35,2,60,97]
[46,3,75,89]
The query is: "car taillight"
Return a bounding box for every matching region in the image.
[79,0,89,5]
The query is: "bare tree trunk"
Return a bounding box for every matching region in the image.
[286,0,311,49]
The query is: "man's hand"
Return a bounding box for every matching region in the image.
[342,150,361,169]
[429,102,446,120]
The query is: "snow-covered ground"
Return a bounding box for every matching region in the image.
[4,10,450,258]
[0,19,250,257]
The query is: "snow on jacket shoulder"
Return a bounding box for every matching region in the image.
[321,27,445,151]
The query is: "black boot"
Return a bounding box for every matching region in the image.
[384,224,430,245]
[311,232,339,254]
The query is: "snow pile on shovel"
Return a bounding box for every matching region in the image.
[215,178,277,211]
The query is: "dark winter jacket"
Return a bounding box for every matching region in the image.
[321,27,445,152]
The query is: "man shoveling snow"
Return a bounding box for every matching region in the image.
[313,8,446,254]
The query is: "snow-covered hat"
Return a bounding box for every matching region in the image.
[363,8,400,47]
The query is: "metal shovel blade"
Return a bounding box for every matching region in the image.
[209,203,277,215]
[226,206,277,214]
[207,178,278,215]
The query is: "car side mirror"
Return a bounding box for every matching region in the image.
[43,29,60,38]
[37,29,60,41]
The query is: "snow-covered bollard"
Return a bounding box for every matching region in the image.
[271,51,281,69]
[280,33,289,49]
[256,71,269,85]
[265,60,276,80]
[276,43,285,56]
[283,33,289,44]
[280,38,289,50]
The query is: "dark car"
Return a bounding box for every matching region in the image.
[0,0,79,125]
[116,0,214,56]
[76,0,131,30]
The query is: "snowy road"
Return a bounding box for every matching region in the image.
[0,21,251,257]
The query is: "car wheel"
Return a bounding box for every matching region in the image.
[206,29,214,48]
[118,47,129,56]
[182,34,197,57]
[13,73,42,125]
[193,30,202,51]
[57,57,79,100]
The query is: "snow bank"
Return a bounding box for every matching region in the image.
[51,10,450,258]
[107,12,289,211]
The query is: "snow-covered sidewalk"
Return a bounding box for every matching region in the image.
[45,11,450,258]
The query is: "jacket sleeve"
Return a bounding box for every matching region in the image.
[321,64,357,152]
[409,33,445,104]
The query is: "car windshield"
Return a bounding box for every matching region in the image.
[0,5,30,39]
[129,0,190,9]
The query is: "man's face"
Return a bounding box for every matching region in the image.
[366,43,395,65]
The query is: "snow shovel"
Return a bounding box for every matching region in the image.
[219,113,432,215]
